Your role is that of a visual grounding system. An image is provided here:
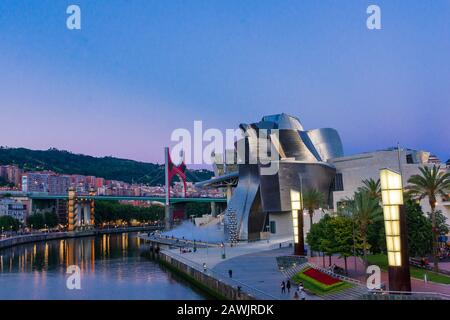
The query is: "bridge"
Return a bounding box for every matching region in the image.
[27,194,226,204]
[2,147,224,231]
[14,191,226,231]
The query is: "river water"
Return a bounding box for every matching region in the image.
[0,232,208,300]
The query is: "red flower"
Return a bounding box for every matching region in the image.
[303,268,342,286]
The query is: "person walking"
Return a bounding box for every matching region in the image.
[228,269,233,278]
[286,280,291,293]
[299,288,306,300]
[293,290,299,300]
[281,281,286,294]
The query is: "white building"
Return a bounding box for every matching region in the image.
[298,148,449,237]
[329,148,450,223]
[0,198,27,223]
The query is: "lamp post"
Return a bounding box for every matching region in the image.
[290,189,305,256]
[380,168,411,292]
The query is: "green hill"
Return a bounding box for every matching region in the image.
[0,147,213,185]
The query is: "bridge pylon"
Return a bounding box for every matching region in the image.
[164,147,187,230]
[67,188,96,231]
[68,187,76,231]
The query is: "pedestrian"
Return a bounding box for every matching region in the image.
[293,291,299,300]
[203,262,207,272]
[228,269,233,278]
[281,281,286,294]
[299,288,306,300]
[286,280,291,293]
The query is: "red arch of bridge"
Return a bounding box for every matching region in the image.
[166,149,187,203]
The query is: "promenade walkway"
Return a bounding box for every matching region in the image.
[211,248,321,300]
[159,238,321,300]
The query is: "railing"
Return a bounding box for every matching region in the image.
[307,263,365,286]
[285,261,365,286]
[162,249,280,300]
[142,234,222,248]
[270,240,293,250]
[367,290,450,300]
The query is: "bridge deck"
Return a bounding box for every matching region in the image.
[27,195,226,203]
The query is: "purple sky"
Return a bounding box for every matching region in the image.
[0,0,449,164]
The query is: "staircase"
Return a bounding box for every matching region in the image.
[319,284,368,300]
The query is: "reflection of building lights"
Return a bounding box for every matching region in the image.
[380,169,403,267]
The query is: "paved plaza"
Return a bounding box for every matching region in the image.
[164,238,319,300]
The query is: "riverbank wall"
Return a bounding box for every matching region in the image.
[157,250,254,300]
[0,226,161,250]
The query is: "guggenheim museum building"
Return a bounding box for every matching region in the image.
[197,113,344,241]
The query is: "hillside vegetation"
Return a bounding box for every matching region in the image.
[0,147,213,185]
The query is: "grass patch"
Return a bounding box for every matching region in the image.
[292,268,353,295]
[367,254,450,285]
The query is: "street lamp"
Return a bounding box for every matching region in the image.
[380,168,411,292]
[290,189,305,256]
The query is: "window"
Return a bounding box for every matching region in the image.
[332,173,344,191]
[406,154,413,164]
[270,221,276,234]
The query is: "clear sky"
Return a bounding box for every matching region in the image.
[0,0,449,164]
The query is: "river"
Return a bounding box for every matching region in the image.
[0,232,209,300]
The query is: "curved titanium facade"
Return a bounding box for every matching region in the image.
[215,113,344,241]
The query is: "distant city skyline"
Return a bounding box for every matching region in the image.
[1,1,449,163]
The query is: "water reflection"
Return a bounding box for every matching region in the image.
[0,233,208,300]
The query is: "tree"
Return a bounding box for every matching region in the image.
[367,218,386,254]
[346,191,383,267]
[303,188,325,229]
[407,165,450,272]
[357,178,384,255]
[0,216,21,231]
[307,214,331,267]
[185,202,211,217]
[331,215,355,274]
[358,178,381,201]
[405,199,432,257]
[428,210,450,236]
[94,201,165,225]
[44,212,59,228]
[27,213,45,229]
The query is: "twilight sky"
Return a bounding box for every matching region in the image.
[0,0,449,164]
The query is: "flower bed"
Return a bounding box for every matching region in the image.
[303,268,342,286]
[293,267,345,292]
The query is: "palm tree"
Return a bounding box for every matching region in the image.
[303,188,325,229]
[347,191,383,267]
[358,178,381,201]
[406,165,450,272]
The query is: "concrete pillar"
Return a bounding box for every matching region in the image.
[67,188,76,231]
[226,185,233,203]
[83,203,90,226]
[211,202,217,217]
[75,202,82,228]
[165,205,173,230]
[89,188,95,226]
[28,198,33,216]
